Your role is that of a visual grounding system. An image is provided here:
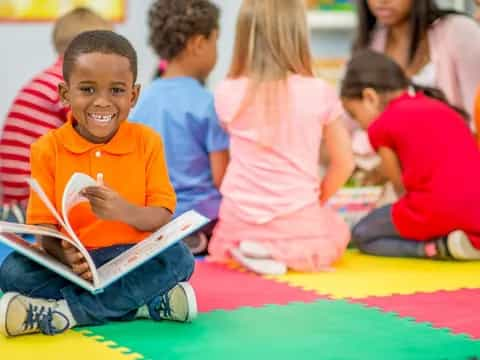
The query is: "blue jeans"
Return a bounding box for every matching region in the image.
[352,205,428,258]
[0,242,195,327]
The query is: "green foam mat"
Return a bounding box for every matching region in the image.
[82,300,480,359]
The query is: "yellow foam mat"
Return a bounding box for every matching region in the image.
[267,250,480,298]
[0,329,142,359]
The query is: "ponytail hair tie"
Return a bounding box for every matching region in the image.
[158,59,168,72]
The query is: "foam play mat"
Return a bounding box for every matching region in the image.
[1,251,480,359]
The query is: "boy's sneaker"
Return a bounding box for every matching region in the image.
[447,231,480,260]
[142,282,197,323]
[231,248,287,276]
[0,292,75,337]
[183,232,208,255]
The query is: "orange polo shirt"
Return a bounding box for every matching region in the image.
[26,117,176,248]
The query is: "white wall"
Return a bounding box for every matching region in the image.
[2,0,465,126]
[0,0,242,126]
[0,1,153,124]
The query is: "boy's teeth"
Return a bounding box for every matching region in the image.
[90,114,113,122]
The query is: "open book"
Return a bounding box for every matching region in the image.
[0,173,209,294]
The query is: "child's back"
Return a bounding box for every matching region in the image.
[131,77,227,219]
[215,75,341,222]
[131,0,228,226]
[368,92,480,240]
[208,0,354,273]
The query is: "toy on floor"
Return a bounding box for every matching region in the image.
[328,186,383,227]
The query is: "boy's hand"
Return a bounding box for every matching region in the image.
[81,185,132,223]
[60,241,92,281]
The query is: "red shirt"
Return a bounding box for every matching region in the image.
[0,57,68,206]
[368,92,480,244]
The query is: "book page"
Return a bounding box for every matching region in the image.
[61,172,98,221]
[0,221,75,245]
[97,210,209,289]
[0,232,96,293]
[27,178,68,231]
[60,172,100,287]
[28,174,100,288]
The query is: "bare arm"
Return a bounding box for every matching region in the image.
[81,186,172,232]
[209,149,229,189]
[377,147,405,196]
[122,205,172,232]
[320,118,355,204]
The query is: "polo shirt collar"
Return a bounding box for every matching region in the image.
[57,113,134,155]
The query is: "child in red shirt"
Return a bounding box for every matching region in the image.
[341,50,480,260]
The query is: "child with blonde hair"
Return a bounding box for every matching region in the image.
[0,7,111,221]
[208,0,354,275]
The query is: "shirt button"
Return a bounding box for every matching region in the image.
[95,150,101,158]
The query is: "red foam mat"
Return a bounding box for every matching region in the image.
[353,289,480,339]
[190,261,322,312]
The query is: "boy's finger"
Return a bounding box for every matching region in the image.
[84,186,110,197]
[61,240,75,249]
[72,262,90,274]
[71,252,85,264]
[81,271,93,281]
[84,193,108,204]
[65,251,85,265]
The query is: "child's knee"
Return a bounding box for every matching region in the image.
[351,221,371,248]
[177,242,195,280]
[0,253,29,292]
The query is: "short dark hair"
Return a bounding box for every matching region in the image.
[354,1,462,64]
[341,49,468,120]
[148,0,219,60]
[63,30,138,82]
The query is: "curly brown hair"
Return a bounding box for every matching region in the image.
[148,0,219,61]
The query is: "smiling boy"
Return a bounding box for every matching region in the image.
[0,30,196,338]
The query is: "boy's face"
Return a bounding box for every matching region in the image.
[59,53,140,143]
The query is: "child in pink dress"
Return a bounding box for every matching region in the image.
[208,0,355,275]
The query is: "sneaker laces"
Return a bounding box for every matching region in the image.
[23,303,70,335]
[154,294,172,319]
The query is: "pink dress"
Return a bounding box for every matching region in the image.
[208,75,350,272]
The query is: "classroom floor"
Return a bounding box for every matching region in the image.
[1,245,480,360]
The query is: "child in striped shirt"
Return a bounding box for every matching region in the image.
[0,7,110,221]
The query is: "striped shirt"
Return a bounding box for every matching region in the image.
[0,57,68,206]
